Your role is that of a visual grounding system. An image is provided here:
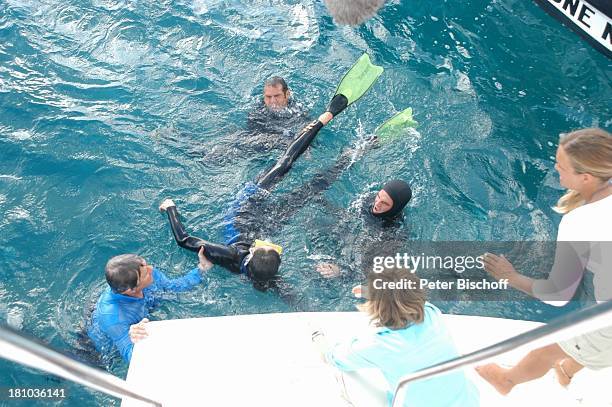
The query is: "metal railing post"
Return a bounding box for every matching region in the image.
[0,325,162,406]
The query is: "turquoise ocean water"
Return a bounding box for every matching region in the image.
[0,0,610,405]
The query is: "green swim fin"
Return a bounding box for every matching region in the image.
[327,53,383,116]
[375,107,418,142]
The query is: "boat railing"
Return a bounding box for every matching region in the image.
[391,300,612,407]
[0,324,162,406]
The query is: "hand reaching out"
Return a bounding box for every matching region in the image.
[316,262,341,278]
[159,198,176,212]
[483,253,518,281]
[198,246,213,273]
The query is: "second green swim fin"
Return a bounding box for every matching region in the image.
[375,107,418,142]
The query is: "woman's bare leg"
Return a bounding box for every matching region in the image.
[476,343,568,395]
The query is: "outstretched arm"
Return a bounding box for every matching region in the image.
[160,199,242,273]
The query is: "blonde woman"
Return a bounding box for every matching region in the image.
[313,268,479,406]
[478,128,612,393]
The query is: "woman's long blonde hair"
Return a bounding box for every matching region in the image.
[359,267,425,330]
[553,128,612,214]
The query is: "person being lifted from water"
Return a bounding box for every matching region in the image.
[159,107,335,288]
[159,110,334,290]
[160,54,384,291]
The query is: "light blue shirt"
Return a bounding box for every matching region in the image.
[88,267,204,363]
[326,303,479,407]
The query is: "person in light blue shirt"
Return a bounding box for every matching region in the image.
[88,247,212,363]
[313,267,479,407]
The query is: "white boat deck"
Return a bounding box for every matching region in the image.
[122,312,611,406]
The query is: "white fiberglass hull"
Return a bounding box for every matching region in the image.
[123,312,611,406]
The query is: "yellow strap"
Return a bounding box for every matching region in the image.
[253,239,283,255]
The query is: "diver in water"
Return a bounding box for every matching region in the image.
[199,76,312,165]
[313,179,413,278]
[160,54,384,292]
[87,249,212,363]
[246,76,311,137]
[159,110,335,291]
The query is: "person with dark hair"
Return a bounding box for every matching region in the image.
[262,76,290,111]
[245,75,311,140]
[193,75,310,167]
[87,249,212,363]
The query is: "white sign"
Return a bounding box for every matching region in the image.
[544,0,612,52]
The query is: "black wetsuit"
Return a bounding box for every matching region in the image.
[165,117,331,282]
[305,177,413,279]
[307,196,412,280]
[247,99,311,138]
[196,100,312,165]
[164,95,352,287]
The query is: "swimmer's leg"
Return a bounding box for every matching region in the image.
[255,118,326,190]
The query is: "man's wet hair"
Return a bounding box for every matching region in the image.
[105,254,143,293]
[248,247,281,283]
[264,76,288,93]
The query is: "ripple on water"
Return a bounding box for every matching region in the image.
[0,0,609,403]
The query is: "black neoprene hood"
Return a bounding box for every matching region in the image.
[371,179,412,219]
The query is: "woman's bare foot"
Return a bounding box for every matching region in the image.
[553,361,572,387]
[476,364,515,395]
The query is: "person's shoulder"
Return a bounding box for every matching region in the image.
[424,302,442,314]
[96,287,117,308]
[94,293,124,324]
[233,240,251,252]
[566,194,612,218]
[559,195,612,240]
[144,268,168,293]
